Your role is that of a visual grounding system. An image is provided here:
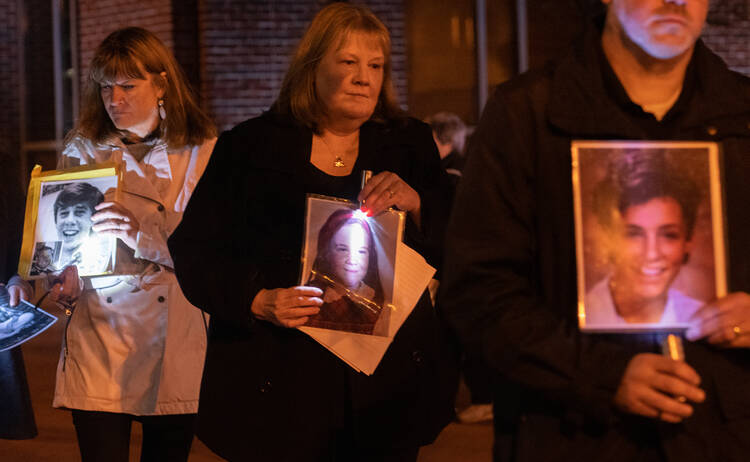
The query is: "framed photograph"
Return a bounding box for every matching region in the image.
[299,194,405,337]
[0,286,57,352]
[572,141,726,333]
[18,163,121,279]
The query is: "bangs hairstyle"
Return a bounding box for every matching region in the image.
[272,2,403,132]
[71,27,215,147]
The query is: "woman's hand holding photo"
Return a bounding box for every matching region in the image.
[6,283,30,307]
[91,201,141,250]
[250,286,323,328]
[358,171,421,225]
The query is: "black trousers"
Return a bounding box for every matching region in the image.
[71,410,196,462]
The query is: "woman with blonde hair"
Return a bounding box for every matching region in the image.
[169,3,458,461]
[55,27,216,462]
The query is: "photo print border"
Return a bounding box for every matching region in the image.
[18,163,121,279]
[299,194,405,337]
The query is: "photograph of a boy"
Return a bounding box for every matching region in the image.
[30,242,60,276]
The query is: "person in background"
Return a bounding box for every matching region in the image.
[426,111,468,184]
[168,4,458,461]
[54,27,216,462]
[441,0,750,460]
[0,152,37,441]
[427,111,492,423]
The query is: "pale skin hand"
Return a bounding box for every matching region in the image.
[686,292,750,348]
[357,171,421,227]
[251,286,323,328]
[91,201,141,250]
[614,353,705,423]
[7,284,30,307]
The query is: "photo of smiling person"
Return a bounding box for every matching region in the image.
[30,178,117,277]
[582,148,712,328]
[53,182,107,271]
[305,208,385,335]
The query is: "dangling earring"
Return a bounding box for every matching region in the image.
[158,99,166,120]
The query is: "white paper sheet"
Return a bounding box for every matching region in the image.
[299,242,436,375]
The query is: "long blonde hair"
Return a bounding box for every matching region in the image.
[272,3,403,132]
[70,27,215,147]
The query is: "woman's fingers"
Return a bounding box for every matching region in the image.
[92,207,131,223]
[357,171,420,216]
[89,201,140,249]
[7,284,28,307]
[357,172,389,203]
[276,307,321,327]
[285,286,324,298]
[359,172,396,214]
[251,286,323,328]
[91,219,137,233]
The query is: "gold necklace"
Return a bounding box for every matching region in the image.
[318,133,358,168]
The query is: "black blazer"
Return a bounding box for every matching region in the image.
[169,112,458,461]
[0,153,37,440]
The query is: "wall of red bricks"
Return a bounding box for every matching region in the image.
[704,0,750,75]
[0,0,21,160]
[76,0,174,90]
[0,0,747,168]
[198,0,407,131]
[72,0,407,131]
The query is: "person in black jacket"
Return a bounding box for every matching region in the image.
[168,3,458,461]
[441,0,750,461]
[0,152,37,440]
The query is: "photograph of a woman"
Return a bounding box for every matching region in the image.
[574,143,725,331]
[304,208,385,335]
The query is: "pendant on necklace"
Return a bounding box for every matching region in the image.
[334,156,345,168]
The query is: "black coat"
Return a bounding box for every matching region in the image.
[441,27,750,462]
[169,112,459,461]
[0,153,37,439]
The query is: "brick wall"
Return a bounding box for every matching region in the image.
[199,0,408,131]
[704,0,750,75]
[76,0,174,90]
[0,0,21,162]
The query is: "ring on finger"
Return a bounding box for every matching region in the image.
[733,325,742,338]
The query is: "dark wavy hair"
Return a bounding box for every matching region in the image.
[592,150,701,240]
[312,208,384,305]
[53,182,104,223]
